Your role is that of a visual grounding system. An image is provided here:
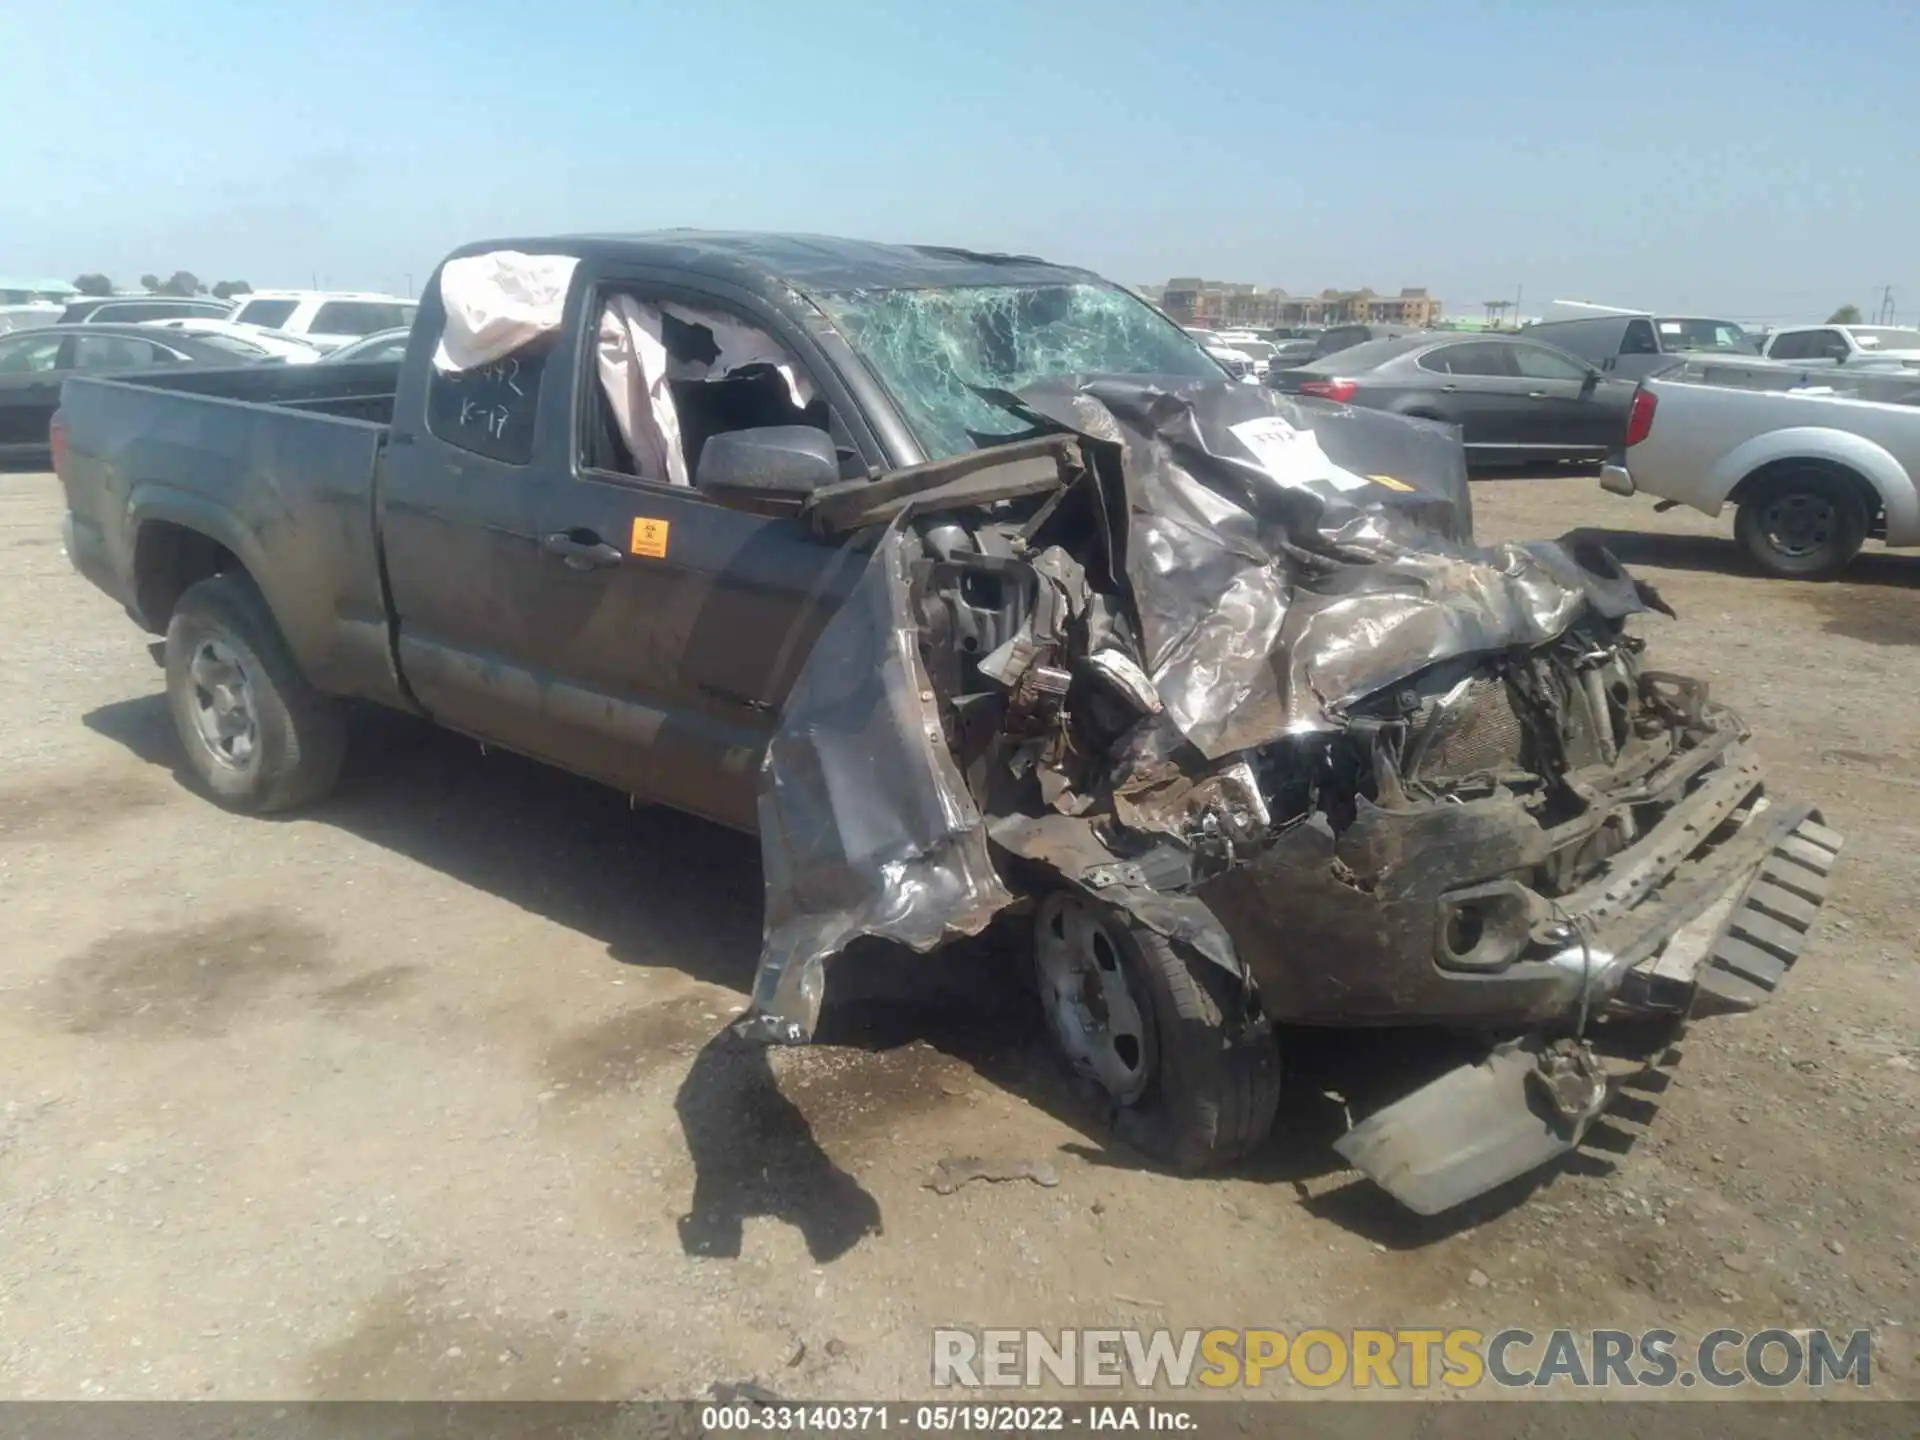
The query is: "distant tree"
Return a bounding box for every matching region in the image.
[139,273,162,293]
[72,273,115,296]
[210,280,252,300]
[156,270,205,297]
[1828,304,1863,324]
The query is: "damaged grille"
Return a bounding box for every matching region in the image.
[1413,677,1527,782]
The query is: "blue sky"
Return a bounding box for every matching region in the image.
[4,0,1915,322]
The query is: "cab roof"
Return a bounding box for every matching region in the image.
[444,231,1102,298]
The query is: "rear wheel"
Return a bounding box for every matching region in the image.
[164,573,347,812]
[1734,470,1869,579]
[1032,891,1279,1171]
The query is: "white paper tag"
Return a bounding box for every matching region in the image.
[1658,321,1682,336]
[1229,416,1371,492]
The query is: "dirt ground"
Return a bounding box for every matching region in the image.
[0,468,1914,1402]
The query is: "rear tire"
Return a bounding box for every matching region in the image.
[164,573,346,812]
[1734,471,1868,580]
[1032,891,1279,1171]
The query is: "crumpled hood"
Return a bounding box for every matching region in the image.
[740,376,1654,1041]
[1019,376,1649,756]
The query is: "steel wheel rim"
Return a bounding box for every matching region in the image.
[188,638,259,771]
[1761,493,1836,559]
[1034,894,1155,1105]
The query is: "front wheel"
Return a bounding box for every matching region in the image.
[1032,891,1279,1171]
[1734,471,1869,580]
[164,573,347,812]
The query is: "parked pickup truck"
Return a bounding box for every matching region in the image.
[1601,357,1920,578]
[57,233,1841,1215]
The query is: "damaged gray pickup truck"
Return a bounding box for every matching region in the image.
[55,234,1841,1215]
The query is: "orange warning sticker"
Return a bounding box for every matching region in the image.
[1369,474,1417,492]
[630,517,670,558]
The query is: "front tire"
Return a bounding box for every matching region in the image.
[164,573,346,812]
[1734,471,1869,580]
[1032,891,1279,1171]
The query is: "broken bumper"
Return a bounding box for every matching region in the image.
[1333,810,1843,1215]
[1200,741,1840,1030]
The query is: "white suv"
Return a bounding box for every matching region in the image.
[1761,324,1920,369]
[229,291,417,353]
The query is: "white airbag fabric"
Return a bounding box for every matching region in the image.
[598,295,688,486]
[433,251,580,373]
[594,298,817,486]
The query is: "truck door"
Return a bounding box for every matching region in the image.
[1611,318,1666,380]
[520,271,884,830]
[378,281,585,768]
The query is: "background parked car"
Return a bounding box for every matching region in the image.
[142,317,326,364]
[1308,322,1417,362]
[59,296,234,325]
[0,304,63,335]
[1521,313,1758,379]
[1762,324,1920,369]
[320,327,412,364]
[229,291,419,352]
[1269,332,1635,468]
[1602,357,1920,578]
[1191,334,1260,383]
[1212,331,1278,379]
[0,324,270,461]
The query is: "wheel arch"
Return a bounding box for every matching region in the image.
[1727,456,1878,517]
[1714,428,1916,542]
[129,489,259,634]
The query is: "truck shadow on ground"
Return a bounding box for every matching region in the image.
[82,693,1631,1251]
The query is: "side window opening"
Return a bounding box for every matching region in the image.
[588,291,848,488]
[424,250,579,466]
[1621,320,1660,356]
[425,338,553,465]
[236,298,299,329]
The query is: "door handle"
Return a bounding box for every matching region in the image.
[1441,383,1459,392]
[1527,391,1549,400]
[542,531,623,571]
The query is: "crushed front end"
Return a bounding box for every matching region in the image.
[746,377,1841,1214]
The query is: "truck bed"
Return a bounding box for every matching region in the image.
[58,362,407,708]
[1672,356,1920,405]
[102,358,401,422]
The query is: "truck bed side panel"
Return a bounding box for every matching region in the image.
[1629,375,1920,542]
[58,374,406,707]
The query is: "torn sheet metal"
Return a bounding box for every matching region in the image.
[433,251,579,372]
[744,520,1013,1043]
[751,373,1666,1039]
[1017,377,1650,758]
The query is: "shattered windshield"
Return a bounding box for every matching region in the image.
[817,283,1227,459]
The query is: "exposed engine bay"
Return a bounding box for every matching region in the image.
[741,376,1841,1212]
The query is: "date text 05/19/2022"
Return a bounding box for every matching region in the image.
[698,1403,1199,1432]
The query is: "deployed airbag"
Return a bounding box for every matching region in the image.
[433,251,579,373]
